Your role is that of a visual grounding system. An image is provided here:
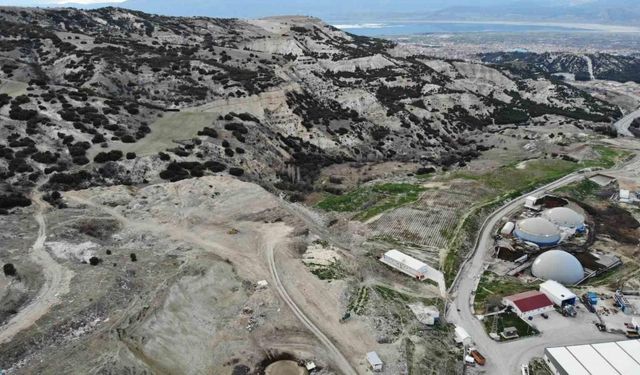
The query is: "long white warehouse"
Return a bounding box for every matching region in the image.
[380,250,431,280]
[544,339,640,375]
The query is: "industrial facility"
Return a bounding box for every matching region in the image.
[540,280,577,307]
[502,291,555,318]
[544,339,640,375]
[513,217,562,247]
[541,207,585,232]
[531,250,585,285]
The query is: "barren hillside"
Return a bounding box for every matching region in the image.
[0,6,622,205]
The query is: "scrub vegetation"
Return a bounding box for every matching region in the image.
[317,183,426,220]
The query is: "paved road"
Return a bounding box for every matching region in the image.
[0,194,74,344]
[446,146,640,374]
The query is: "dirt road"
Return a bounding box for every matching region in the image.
[266,242,357,375]
[0,194,74,344]
[66,188,359,375]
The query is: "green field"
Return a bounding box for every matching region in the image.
[317,183,426,221]
[554,179,602,201]
[474,272,539,313]
[0,79,28,97]
[93,111,220,157]
[450,145,629,196]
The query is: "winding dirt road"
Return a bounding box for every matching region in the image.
[65,191,358,375]
[265,242,357,375]
[0,194,74,344]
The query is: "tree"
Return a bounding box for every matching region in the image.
[3,263,17,276]
[130,253,137,262]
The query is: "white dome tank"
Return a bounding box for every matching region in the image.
[532,250,584,285]
[542,207,585,230]
[514,217,561,246]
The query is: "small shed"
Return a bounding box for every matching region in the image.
[366,351,383,372]
[524,196,541,211]
[500,222,515,236]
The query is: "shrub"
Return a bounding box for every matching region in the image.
[31,151,59,164]
[204,161,226,172]
[0,193,31,209]
[197,127,218,138]
[159,162,190,182]
[94,150,123,163]
[126,152,136,159]
[3,263,16,277]
[130,253,137,262]
[89,257,101,266]
[229,167,244,176]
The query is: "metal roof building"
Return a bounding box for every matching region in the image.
[514,217,561,246]
[366,351,383,372]
[380,250,430,280]
[502,290,554,318]
[544,339,640,375]
[542,207,585,231]
[540,280,577,306]
[532,250,585,285]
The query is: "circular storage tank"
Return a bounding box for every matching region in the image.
[532,249,584,285]
[265,360,308,375]
[542,207,585,230]
[514,217,561,246]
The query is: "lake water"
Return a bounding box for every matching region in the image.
[333,22,587,37]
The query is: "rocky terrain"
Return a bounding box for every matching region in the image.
[0,6,622,206]
[480,51,640,83]
[0,6,633,375]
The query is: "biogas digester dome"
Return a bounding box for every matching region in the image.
[542,207,585,231]
[532,250,584,285]
[514,217,561,246]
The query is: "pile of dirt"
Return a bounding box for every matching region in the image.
[579,203,640,244]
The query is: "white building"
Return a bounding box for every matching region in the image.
[454,326,472,345]
[524,196,541,211]
[619,189,638,204]
[380,250,430,280]
[366,351,383,372]
[500,221,515,236]
[544,339,640,375]
[540,280,577,307]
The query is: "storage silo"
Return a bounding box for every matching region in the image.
[532,250,584,285]
[513,217,561,246]
[542,207,585,232]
